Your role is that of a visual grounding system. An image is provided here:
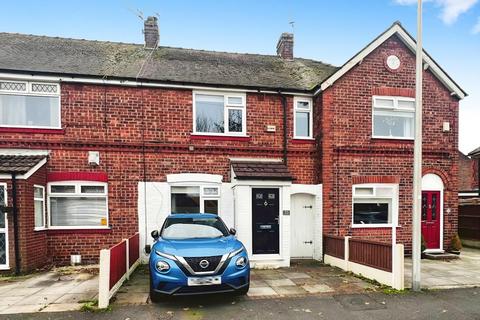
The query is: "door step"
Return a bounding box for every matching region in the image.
[423,252,459,261]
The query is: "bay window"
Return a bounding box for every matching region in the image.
[34,185,45,230]
[48,182,108,228]
[352,184,398,227]
[372,96,414,139]
[294,97,313,139]
[171,185,220,214]
[0,80,60,129]
[193,92,246,135]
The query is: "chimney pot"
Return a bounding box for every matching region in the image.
[144,16,159,49]
[276,32,294,60]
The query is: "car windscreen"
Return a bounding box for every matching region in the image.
[161,217,229,240]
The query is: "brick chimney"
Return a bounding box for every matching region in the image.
[276,32,294,60]
[143,16,159,49]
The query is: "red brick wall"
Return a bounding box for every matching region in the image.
[319,35,459,253]
[0,86,316,267]
[459,152,478,191]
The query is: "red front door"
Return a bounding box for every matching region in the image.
[421,191,441,249]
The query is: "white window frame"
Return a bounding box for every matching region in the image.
[34,185,46,231]
[192,91,247,136]
[351,183,399,228]
[0,182,9,270]
[372,95,415,140]
[293,97,313,139]
[47,181,109,230]
[0,80,61,129]
[170,184,221,214]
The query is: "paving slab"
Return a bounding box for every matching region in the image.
[246,287,278,297]
[283,272,311,279]
[0,304,43,315]
[265,278,296,287]
[40,303,83,313]
[302,284,334,294]
[272,285,307,296]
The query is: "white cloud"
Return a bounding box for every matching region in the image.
[394,0,478,24]
[473,17,480,33]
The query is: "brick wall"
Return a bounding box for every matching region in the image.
[0,87,316,267]
[319,35,459,253]
[459,151,478,191]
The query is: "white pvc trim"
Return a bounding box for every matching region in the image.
[0,183,8,270]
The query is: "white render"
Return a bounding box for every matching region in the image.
[137,173,323,268]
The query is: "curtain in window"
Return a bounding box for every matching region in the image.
[0,95,59,127]
[50,197,107,227]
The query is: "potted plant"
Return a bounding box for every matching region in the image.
[448,233,462,255]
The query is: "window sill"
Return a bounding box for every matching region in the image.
[291,138,315,144]
[372,136,414,142]
[0,127,65,134]
[47,228,112,235]
[34,227,47,232]
[190,134,251,142]
[0,266,10,271]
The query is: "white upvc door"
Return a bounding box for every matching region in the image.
[290,193,315,258]
[0,184,8,270]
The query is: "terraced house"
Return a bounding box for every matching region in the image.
[0,17,466,273]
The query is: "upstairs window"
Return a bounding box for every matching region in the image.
[0,80,60,129]
[193,92,246,135]
[48,182,108,229]
[294,97,313,139]
[352,184,398,227]
[372,96,414,139]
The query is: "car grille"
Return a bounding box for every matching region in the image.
[175,284,234,295]
[184,256,222,272]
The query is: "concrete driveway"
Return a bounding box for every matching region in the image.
[405,247,480,289]
[0,266,98,314]
[113,260,378,306]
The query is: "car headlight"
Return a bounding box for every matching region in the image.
[228,247,244,259]
[155,250,177,261]
[235,256,248,268]
[156,260,170,272]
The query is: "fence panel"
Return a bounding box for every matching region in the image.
[349,238,392,272]
[459,205,480,240]
[109,241,127,290]
[128,233,140,268]
[324,235,345,259]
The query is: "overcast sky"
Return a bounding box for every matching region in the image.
[1,0,478,154]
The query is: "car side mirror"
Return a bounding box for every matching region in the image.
[151,230,159,240]
[229,228,236,236]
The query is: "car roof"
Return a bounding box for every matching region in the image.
[167,213,219,219]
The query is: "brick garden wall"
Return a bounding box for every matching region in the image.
[319,35,459,253]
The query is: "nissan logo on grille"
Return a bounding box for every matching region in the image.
[199,259,210,269]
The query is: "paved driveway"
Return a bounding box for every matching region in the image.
[113,260,377,305]
[0,266,98,314]
[405,247,480,289]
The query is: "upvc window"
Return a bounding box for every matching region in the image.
[294,97,313,139]
[193,92,246,135]
[48,182,108,229]
[171,186,220,214]
[0,80,61,129]
[34,185,45,230]
[352,184,398,227]
[372,96,415,139]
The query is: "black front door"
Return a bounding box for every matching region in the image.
[252,188,280,254]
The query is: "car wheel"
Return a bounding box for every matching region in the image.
[236,284,250,296]
[149,274,162,303]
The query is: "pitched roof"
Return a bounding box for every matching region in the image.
[469,146,480,158]
[317,22,467,99]
[0,155,46,174]
[0,32,338,92]
[231,161,293,181]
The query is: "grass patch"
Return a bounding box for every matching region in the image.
[80,300,111,313]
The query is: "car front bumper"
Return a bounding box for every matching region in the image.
[150,252,250,296]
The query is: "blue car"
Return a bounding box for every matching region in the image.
[149,213,250,301]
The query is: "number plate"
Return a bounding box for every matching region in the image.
[187,276,221,286]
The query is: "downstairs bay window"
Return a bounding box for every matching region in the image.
[372,96,415,139]
[48,182,108,229]
[352,184,398,227]
[171,186,219,214]
[193,92,246,136]
[0,80,60,129]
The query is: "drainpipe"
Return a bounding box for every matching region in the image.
[11,173,20,275]
[280,94,288,165]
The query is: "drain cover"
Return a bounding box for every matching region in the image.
[334,294,386,311]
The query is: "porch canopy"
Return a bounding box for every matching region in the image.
[231,161,293,181]
[0,155,47,175]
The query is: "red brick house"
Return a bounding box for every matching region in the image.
[459,151,478,199]
[0,18,466,273]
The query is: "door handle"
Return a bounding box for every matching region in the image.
[303,241,313,244]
